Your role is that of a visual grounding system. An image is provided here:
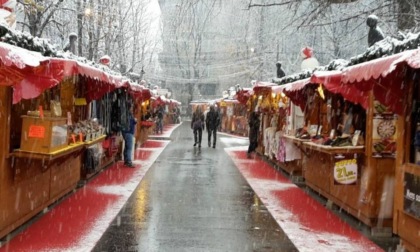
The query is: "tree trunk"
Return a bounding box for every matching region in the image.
[77,0,84,56]
[396,0,416,31]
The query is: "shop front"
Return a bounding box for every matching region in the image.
[328,49,420,251]
[0,42,150,240]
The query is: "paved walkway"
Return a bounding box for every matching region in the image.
[0,122,393,251]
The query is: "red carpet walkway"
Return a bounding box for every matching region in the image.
[225,146,384,252]
[0,124,181,252]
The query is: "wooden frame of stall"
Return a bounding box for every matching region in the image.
[138,98,154,145]
[393,68,420,251]
[61,76,115,182]
[296,82,396,231]
[218,99,248,136]
[0,82,85,239]
[250,84,303,176]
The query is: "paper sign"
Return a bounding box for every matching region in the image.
[334,158,358,185]
[404,172,420,219]
[28,125,45,138]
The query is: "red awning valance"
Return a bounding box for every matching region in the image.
[311,71,369,109]
[235,88,253,105]
[271,78,311,110]
[341,50,416,84]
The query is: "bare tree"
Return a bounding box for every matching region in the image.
[18,0,66,37]
[247,0,420,32]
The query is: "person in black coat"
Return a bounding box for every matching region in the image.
[247,111,260,158]
[206,105,220,148]
[191,106,205,148]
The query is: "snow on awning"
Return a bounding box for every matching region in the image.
[0,42,151,103]
[224,99,240,104]
[0,41,47,69]
[253,82,277,93]
[341,50,415,84]
[169,99,181,105]
[337,49,420,115]
[271,78,310,94]
[5,55,150,103]
[271,78,312,110]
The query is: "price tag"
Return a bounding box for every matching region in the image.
[28,125,45,138]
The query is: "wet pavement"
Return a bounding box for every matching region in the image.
[0,122,397,252]
[92,122,298,252]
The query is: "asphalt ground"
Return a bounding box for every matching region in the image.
[92,122,298,252]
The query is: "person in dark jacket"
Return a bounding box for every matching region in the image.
[247,111,260,158]
[155,105,164,134]
[206,105,220,148]
[122,106,137,167]
[191,106,205,148]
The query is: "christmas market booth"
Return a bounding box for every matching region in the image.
[272,44,420,246]
[328,48,420,251]
[267,45,412,235]
[249,82,305,176]
[189,100,211,116]
[0,38,150,239]
[273,67,396,230]
[148,94,178,133]
[217,98,248,136]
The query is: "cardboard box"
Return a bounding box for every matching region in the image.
[20,116,68,153]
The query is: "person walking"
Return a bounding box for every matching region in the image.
[206,105,220,148]
[191,106,205,148]
[122,106,137,167]
[247,111,260,158]
[155,105,164,134]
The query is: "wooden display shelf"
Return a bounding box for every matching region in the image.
[282,135,311,143]
[11,142,85,168]
[302,141,365,155]
[84,135,106,146]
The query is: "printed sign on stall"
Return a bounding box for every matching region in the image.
[334,157,358,185]
[372,101,397,158]
[28,125,45,138]
[404,172,420,220]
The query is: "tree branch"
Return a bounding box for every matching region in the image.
[248,0,296,9]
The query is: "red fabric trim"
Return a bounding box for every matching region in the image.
[0,6,12,12]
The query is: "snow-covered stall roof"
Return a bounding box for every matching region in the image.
[0,26,150,103]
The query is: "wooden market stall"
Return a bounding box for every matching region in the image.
[127,83,152,148]
[264,54,406,232]
[249,82,304,176]
[217,98,247,136]
[325,49,420,251]
[0,41,149,240]
[290,72,396,230]
[190,100,211,118]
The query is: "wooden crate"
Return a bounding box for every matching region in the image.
[20,116,68,153]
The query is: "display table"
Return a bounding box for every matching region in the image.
[302,142,393,227]
[1,142,84,239]
[277,135,309,176]
[11,142,85,170]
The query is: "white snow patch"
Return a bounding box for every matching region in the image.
[223,145,248,151]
